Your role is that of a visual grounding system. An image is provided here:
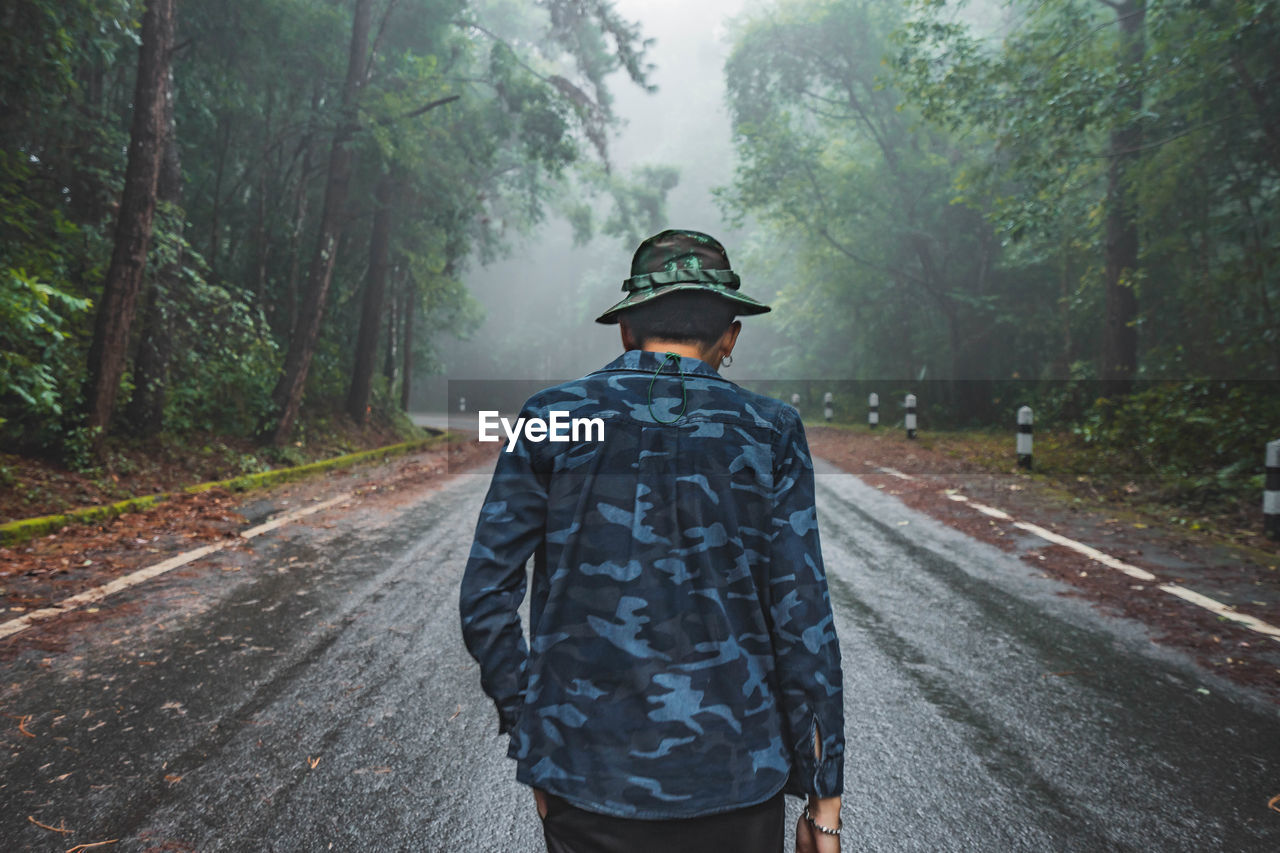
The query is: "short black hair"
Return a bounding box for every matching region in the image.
[618,291,738,349]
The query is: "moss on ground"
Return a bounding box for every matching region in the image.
[0,434,452,547]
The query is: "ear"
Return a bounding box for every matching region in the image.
[720,320,742,355]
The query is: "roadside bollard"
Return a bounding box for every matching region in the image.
[823,391,834,422]
[905,394,917,439]
[1267,440,1280,540]
[868,393,879,428]
[1017,406,1033,470]
[459,396,466,413]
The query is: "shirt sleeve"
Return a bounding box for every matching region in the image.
[459,410,548,735]
[767,408,845,798]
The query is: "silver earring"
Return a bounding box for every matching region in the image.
[721,354,733,367]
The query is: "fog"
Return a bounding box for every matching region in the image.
[424,0,768,403]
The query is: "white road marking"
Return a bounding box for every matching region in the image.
[946,493,1012,520]
[0,492,355,642]
[938,489,1280,643]
[861,461,916,481]
[1158,584,1280,641]
[240,493,353,539]
[1011,521,1157,582]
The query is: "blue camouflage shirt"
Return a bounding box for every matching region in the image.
[459,349,844,819]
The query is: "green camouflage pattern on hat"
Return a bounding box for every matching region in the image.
[595,229,772,324]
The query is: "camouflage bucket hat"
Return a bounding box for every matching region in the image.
[594,229,772,325]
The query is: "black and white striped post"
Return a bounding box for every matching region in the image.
[868,393,879,428]
[1017,406,1033,470]
[905,394,917,439]
[823,391,834,422]
[1266,439,1280,541]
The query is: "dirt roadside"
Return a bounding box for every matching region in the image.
[0,417,422,524]
[0,438,499,659]
[807,426,1280,704]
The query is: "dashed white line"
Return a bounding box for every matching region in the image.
[863,461,916,481]
[947,493,1013,521]
[942,490,1280,643]
[1011,521,1157,582]
[1158,584,1280,641]
[0,492,355,642]
[240,493,353,539]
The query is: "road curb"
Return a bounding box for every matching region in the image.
[0,432,454,547]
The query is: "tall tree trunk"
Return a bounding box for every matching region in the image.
[82,0,176,457]
[254,88,275,304]
[253,170,269,303]
[400,275,415,413]
[126,65,183,436]
[383,266,400,383]
[206,114,229,281]
[282,130,316,341]
[345,171,395,422]
[269,0,374,445]
[1100,0,1144,391]
[1054,229,1074,379]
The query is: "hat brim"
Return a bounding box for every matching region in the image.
[594,282,772,325]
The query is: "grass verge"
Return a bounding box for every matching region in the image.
[807,421,1277,559]
[0,433,453,547]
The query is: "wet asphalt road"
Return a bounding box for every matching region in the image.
[2,459,1279,851]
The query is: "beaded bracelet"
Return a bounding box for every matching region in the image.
[803,805,842,836]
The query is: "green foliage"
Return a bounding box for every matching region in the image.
[565,163,681,247]
[2,0,655,457]
[0,266,91,423]
[163,279,281,435]
[61,425,103,473]
[1,0,133,451]
[0,147,100,449]
[722,0,1018,386]
[721,0,1279,500]
[1072,382,1280,508]
[895,0,1280,380]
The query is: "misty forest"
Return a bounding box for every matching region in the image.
[2,0,1278,520]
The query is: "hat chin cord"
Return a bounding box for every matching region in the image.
[647,352,689,425]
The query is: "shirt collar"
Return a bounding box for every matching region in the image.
[596,349,724,379]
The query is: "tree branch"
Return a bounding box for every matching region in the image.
[397,94,462,121]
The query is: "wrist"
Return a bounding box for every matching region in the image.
[807,795,841,821]
[804,796,842,835]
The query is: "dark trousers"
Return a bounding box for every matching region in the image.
[540,791,785,853]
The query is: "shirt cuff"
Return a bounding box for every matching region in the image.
[495,700,521,735]
[783,748,844,798]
